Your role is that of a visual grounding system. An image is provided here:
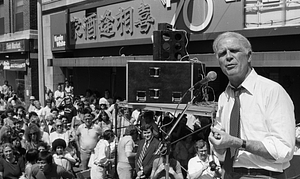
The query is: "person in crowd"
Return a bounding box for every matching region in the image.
[3,108,16,128]
[12,137,26,158]
[76,112,101,170]
[107,96,123,137]
[0,143,26,179]
[187,140,222,179]
[50,108,59,119]
[135,124,160,179]
[118,107,132,138]
[39,119,50,145]
[25,148,39,179]
[28,112,39,126]
[28,96,37,113]
[99,89,113,107]
[14,106,27,129]
[45,114,56,134]
[31,150,75,179]
[150,142,184,179]
[13,120,25,145]
[117,125,138,179]
[41,99,53,120]
[130,108,141,125]
[71,102,84,130]
[52,138,76,172]
[174,135,195,177]
[209,32,295,179]
[64,80,74,97]
[2,80,12,99]
[58,96,77,124]
[7,93,24,109]
[89,129,115,179]
[49,120,69,147]
[46,90,56,107]
[0,125,14,144]
[85,89,95,105]
[24,123,42,151]
[140,111,159,138]
[54,84,66,107]
[97,110,113,133]
[37,141,49,153]
[0,94,7,115]
[33,100,43,119]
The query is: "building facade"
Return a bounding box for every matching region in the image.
[0,0,38,105]
[42,0,300,122]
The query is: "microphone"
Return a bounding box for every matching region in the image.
[189,71,217,91]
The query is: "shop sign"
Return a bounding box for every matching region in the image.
[0,40,26,53]
[1,60,26,71]
[53,34,66,48]
[69,2,157,45]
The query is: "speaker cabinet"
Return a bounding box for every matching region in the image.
[127,61,205,103]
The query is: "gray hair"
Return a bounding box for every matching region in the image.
[212,31,252,54]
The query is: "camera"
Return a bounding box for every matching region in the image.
[209,161,217,171]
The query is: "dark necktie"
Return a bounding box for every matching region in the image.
[137,141,149,169]
[223,88,241,173]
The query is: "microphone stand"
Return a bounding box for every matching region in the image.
[156,94,198,179]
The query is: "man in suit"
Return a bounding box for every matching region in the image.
[135,124,160,179]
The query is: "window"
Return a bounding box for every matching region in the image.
[14,0,24,32]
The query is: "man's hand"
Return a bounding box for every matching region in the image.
[209,127,240,150]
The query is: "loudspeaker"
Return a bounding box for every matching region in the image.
[126,60,206,103]
[153,30,188,61]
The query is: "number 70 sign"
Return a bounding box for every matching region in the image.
[170,0,214,32]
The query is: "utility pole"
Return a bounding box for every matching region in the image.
[37,0,45,106]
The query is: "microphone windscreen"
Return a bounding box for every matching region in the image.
[207,71,217,82]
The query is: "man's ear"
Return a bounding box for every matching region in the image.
[247,51,252,62]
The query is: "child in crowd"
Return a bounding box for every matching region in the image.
[52,138,76,172]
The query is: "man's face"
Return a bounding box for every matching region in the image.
[38,146,46,153]
[215,37,251,83]
[197,145,208,161]
[142,129,153,141]
[55,121,63,133]
[37,160,47,171]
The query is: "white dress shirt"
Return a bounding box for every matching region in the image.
[216,69,295,172]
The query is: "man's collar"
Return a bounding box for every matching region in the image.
[226,69,257,96]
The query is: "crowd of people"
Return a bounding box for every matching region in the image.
[0,79,218,179]
[0,31,299,179]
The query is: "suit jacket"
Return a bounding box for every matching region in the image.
[135,137,160,177]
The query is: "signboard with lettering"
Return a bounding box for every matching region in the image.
[53,34,66,48]
[67,0,245,48]
[0,59,26,71]
[59,0,300,49]
[0,40,28,53]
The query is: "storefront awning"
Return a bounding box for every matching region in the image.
[52,51,300,67]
